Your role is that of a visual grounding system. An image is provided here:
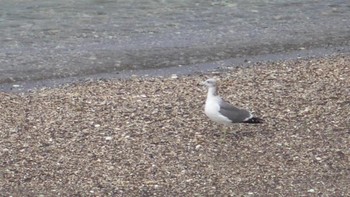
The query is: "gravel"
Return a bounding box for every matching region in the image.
[1,55,349,196]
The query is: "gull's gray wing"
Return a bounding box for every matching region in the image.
[218,99,251,123]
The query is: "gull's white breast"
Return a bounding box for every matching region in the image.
[205,96,232,125]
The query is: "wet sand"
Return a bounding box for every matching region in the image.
[1,55,349,196]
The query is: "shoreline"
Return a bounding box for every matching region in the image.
[1,45,350,93]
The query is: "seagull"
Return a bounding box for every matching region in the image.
[203,78,263,125]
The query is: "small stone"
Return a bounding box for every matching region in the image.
[171,74,178,79]
[94,124,100,128]
[105,136,113,140]
[308,189,315,193]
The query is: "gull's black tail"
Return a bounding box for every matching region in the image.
[243,117,263,124]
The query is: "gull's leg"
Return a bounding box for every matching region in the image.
[224,126,228,138]
[222,127,239,140]
[212,124,221,138]
[231,129,239,139]
[221,126,227,141]
[219,126,228,141]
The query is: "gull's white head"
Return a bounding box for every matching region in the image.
[203,78,217,88]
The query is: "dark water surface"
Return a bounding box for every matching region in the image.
[0,0,350,85]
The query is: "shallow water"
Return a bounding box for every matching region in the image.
[0,0,350,84]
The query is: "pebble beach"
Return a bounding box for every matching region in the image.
[1,55,349,196]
